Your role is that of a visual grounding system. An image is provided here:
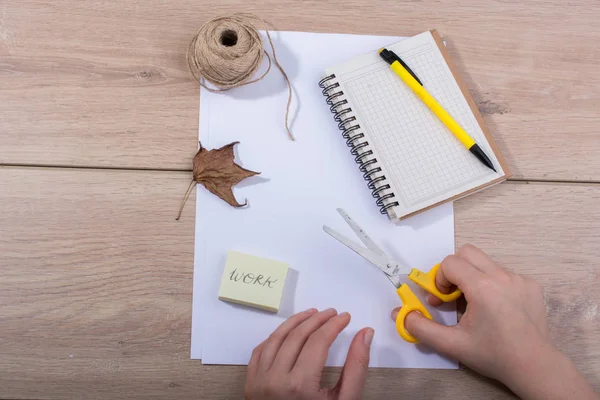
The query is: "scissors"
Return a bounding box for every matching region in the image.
[323,208,461,343]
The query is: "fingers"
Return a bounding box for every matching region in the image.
[332,327,374,400]
[292,312,351,374]
[257,308,318,373]
[270,308,338,371]
[458,244,503,276]
[436,254,484,299]
[393,310,465,359]
[245,340,264,393]
[428,293,444,307]
[427,245,499,306]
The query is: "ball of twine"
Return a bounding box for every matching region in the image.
[187,13,294,140]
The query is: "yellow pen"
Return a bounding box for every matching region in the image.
[379,48,496,172]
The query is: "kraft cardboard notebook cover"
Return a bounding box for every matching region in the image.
[319,30,511,220]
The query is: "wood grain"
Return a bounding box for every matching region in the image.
[1,0,600,180]
[1,167,598,399]
[2,1,600,398]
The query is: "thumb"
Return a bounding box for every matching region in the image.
[392,308,465,358]
[332,327,373,400]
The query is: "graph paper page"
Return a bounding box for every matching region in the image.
[325,31,504,218]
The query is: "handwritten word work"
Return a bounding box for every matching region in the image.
[218,251,288,312]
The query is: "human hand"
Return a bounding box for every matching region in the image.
[393,244,597,400]
[245,308,374,400]
[393,244,551,383]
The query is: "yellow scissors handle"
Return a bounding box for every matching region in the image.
[396,264,462,343]
[395,285,432,343]
[408,263,462,302]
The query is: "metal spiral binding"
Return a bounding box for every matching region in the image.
[318,74,399,214]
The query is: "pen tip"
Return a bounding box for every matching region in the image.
[469,144,497,173]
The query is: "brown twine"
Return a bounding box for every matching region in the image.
[186,13,294,140]
[175,179,196,221]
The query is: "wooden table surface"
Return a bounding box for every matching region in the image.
[1,1,599,399]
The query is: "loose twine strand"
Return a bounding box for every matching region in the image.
[176,179,196,220]
[186,13,294,140]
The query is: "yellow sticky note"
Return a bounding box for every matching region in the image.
[218,251,289,313]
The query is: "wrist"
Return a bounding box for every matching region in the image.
[507,343,596,400]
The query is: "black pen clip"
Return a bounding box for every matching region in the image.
[379,48,423,86]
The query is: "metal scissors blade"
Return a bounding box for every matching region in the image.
[324,224,403,288]
[323,225,378,263]
[335,208,386,256]
[323,209,402,279]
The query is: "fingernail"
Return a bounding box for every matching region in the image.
[339,311,350,318]
[306,308,318,314]
[390,307,400,321]
[364,328,374,346]
[324,308,337,314]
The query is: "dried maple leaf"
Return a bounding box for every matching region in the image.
[176,141,260,220]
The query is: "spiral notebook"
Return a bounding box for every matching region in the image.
[319,30,510,220]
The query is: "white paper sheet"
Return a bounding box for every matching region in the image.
[191,30,458,369]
